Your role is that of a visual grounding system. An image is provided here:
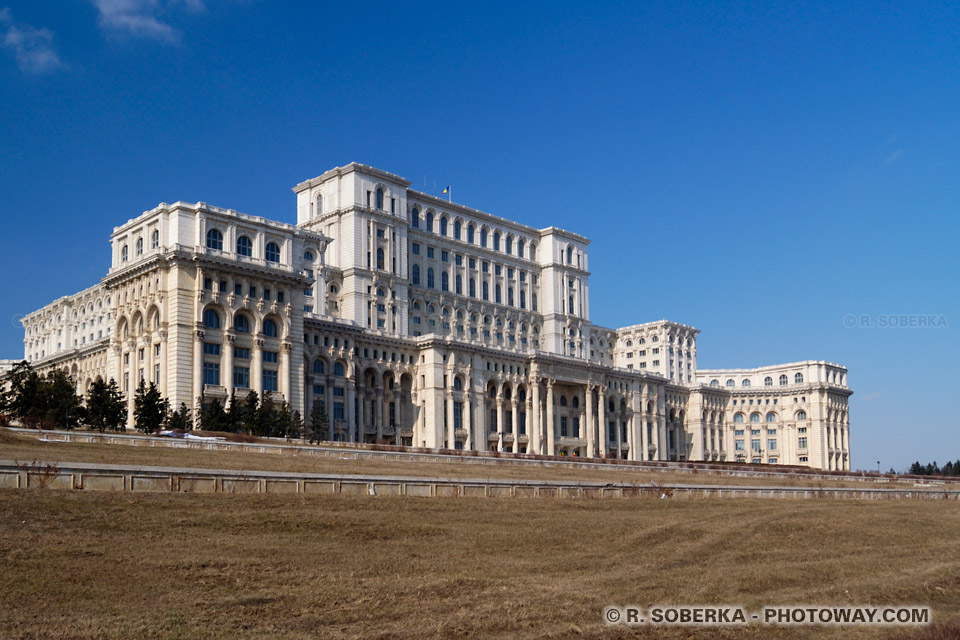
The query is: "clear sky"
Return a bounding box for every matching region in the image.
[1,1,957,471]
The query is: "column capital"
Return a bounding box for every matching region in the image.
[194,329,205,341]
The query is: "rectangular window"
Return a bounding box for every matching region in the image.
[798,437,808,449]
[204,277,212,290]
[263,369,278,392]
[441,250,448,262]
[235,283,243,296]
[751,439,761,452]
[277,291,284,303]
[312,384,325,395]
[234,347,250,360]
[333,402,345,421]
[264,288,271,301]
[495,265,502,276]
[412,243,420,255]
[249,285,256,298]
[427,247,434,258]
[203,362,220,386]
[154,364,160,383]
[560,416,568,437]
[768,439,777,450]
[233,367,250,388]
[203,342,221,356]
[220,280,228,293]
[735,439,745,451]
[263,350,278,363]
[469,257,476,269]
[482,261,489,273]
[455,254,463,266]
[333,387,345,397]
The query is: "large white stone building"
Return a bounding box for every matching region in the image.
[17,163,852,470]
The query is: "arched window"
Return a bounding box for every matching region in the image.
[572,396,580,408]
[453,377,462,391]
[519,290,526,309]
[439,216,448,236]
[453,220,461,240]
[206,229,223,251]
[710,379,720,388]
[426,212,434,232]
[151,230,159,249]
[441,271,449,291]
[237,236,253,257]
[795,373,804,384]
[764,376,773,386]
[779,374,788,386]
[517,239,524,258]
[427,268,435,289]
[263,318,279,338]
[750,413,761,423]
[411,264,420,285]
[376,248,384,270]
[315,194,322,216]
[742,379,751,387]
[121,245,128,262]
[136,238,143,255]
[467,224,475,243]
[304,250,314,262]
[493,232,500,251]
[334,362,345,377]
[505,236,512,254]
[375,188,384,210]
[480,228,487,247]
[531,293,537,311]
[529,242,536,259]
[265,242,280,263]
[796,410,807,421]
[455,274,462,294]
[469,278,476,297]
[234,314,250,333]
[482,281,489,300]
[734,413,744,423]
[507,287,514,306]
[726,379,735,387]
[313,359,325,374]
[566,246,573,264]
[203,309,220,329]
[560,395,567,407]
[766,412,777,423]
[495,284,502,304]
[411,208,420,228]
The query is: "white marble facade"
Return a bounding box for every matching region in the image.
[17,163,852,470]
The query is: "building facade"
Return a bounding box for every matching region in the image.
[17,163,852,470]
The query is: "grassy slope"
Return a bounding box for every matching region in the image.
[1,490,959,639]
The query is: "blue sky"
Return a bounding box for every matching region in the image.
[1,1,957,470]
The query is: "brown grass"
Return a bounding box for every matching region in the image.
[0,428,929,490]
[1,491,958,639]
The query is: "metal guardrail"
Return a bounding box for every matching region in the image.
[2,459,957,500]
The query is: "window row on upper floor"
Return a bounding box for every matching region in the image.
[409,207,537,260]
[709,373,805,388]
[120,230,161,262]
[204,228,286,263]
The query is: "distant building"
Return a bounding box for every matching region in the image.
[16,163,852,469]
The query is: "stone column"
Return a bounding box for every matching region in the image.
[376,387,384,442]
[157,331,168,398]
[598,387,608,458]
[496,390,504,452]
[510,397,519,453]
[279,341,291,403]
[251,338,263,395]
[346,379,356,442]
[546,380,555,456]
[224,334,235,407]
[446,390,455,449]
[192,329,204,418]
[585,383,595,457]
[531,380,541,455]
[357,383,366,442]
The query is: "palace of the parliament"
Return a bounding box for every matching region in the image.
[17,163,852,470]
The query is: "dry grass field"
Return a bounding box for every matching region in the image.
[2,488,960,639]
[0,428,931,490]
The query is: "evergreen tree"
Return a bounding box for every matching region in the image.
[291,410,304,441]
[223,394,241,433]
[276,401,293,439]
[165,402,192,431]
[200,398,228,431]
[240,391,260,435]
[308,402,329,444]
[133,380,168,434]
[86,378,126,432]
[43,369,84,430]
[258,391,276,437]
